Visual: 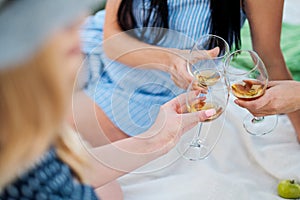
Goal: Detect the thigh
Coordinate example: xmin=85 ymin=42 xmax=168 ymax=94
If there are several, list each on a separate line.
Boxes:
xmin=68 ymin=91 xmax=129 ymax=147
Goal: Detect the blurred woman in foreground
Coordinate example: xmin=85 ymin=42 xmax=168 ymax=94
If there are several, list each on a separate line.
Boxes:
xmin=0 ymin=0 xmax=214 ymax=199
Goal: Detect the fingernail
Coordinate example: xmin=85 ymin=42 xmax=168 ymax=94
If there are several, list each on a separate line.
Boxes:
xmin=205 ymin=109 xmax=216 ymax=117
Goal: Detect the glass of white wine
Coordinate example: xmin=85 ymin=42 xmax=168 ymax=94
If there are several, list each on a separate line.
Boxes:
xmin=187 ymin=34 xmax=230 ymax=85
xmin=177 ymin=35 xmax=230 ymax=161
xmin=225 ymin=50 xmax=278 ymax=135
xmin=177 ymin=74 xmax=230 ymax=161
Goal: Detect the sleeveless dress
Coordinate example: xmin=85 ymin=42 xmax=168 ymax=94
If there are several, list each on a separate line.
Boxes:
xmin=0 ymin=148 xmax=99 ymax=200
xmin=81 ymin=0 xmax=245 ymax=136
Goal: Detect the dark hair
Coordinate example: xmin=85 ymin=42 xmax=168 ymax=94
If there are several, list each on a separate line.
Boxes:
xmin=0 ymin=0 xmax=12 ymax=10
xmin=117 ymin=0 xmax=241 ymax=50
xmin=117 ymin=0 xmax=169 ymax=44
xmin=210 ymin=0 xmax=241 ymax=50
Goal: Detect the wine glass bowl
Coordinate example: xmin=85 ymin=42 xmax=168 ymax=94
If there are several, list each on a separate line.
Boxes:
xmin=187 ymin=34 xmax=230 ymax=78
xmin=186 ymin=78 xmax=229 ymax=122
xmin=178 ymin=74 xmax=230 ymax=160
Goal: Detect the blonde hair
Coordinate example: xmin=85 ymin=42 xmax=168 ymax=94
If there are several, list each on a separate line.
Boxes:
xmin=0 ymin=43 xmax=89 ymax=190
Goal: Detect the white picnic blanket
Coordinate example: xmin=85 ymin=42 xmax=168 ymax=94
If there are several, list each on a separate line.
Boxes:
xmin=118 ymin=96 xmax=300 ymax=200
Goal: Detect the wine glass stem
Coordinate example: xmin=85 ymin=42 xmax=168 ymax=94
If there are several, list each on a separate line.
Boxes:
xmin=190 ymin=123 xmax=203 ymax=147
xmin=252 ymin=116 xmax=265 ymax=124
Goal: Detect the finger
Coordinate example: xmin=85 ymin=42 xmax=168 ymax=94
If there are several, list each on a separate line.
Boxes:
xmin=243 ymin=79 xmax=265 ymax=86
xmin=180 ymin=62 xmax=194 ymax=80
xmin=234 ymin=99 xmax=254 ymax=109
xmin=234 ymin=96 xmax=266 ymax=109
xmin=166 ymin=91 xmax=203 ymax=113
xmin=252 ymin=113 xmax=267 ymax=117
xmin=191 ymin=82 xmax=208 ymax=93
xmin=170 ymin=75 xmax=188 ymax=89
xmin=267 ymin=81 xmax=277 ymax=88
xmin=179 ymin=97 xmax=207 ymax=114
xmin=171 ymin=49 xmax=190 ymax=59
xmin=207 ymin=47 xmax=220 ymax=58
xmin=180 ymin=109 xmax=216 ymax=133
xmin=168 ymin=93 xmax=190 ymax=108
xmin=171 ymin=71 xmax=191 ymax=89
xmin=234 ymin=99 xmax=271 ymax=118
xmin=189 ymin=47 xmax=220 ymax=65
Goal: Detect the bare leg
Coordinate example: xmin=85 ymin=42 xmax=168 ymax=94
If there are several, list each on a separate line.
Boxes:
xmin=68 ymin=91 xmax=129 ymax=147
xmin=95 ymin=181 xmax=124 ymax=200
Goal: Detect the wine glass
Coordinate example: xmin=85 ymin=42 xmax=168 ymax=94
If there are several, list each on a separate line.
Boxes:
xmin=177 ymin=35 xmax=230 ymax=161
xmin=187 ymin=34 xmax=230 ymax=78
xmin=177 ymin=74 xmax=230 ymax=161
xmin=225 ymin=50 xmax=278 ymax=135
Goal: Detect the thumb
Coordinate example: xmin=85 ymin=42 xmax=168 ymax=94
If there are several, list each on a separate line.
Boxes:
xmin=207 ymin=47 xmax=220 ymax=58
xmin=234 ymin=99 xmax=248 ymax=108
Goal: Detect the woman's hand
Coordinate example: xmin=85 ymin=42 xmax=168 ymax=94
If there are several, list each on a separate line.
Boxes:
xmin=234 ymin=81 xmax=300 ymax=117
xmin=145 ymin=92 xmax=216 ymax=153
xmin=166 ymin=48 xmax=219 ymax=89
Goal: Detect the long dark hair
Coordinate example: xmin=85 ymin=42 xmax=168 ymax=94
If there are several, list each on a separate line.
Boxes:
xmin=117 ymin=0 xmax=169 ymax=44
xmin=117 ymin=0 xmax=242 ymax=50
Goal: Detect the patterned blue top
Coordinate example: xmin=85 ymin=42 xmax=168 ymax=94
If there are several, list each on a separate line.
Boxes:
xmin=0 ymin=148 xmax=98 ymax=200
xmin=81 ymin=0 xmax=243 ymax=136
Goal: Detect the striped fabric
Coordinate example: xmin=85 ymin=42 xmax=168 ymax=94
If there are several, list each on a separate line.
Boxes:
xmin=81 ymin=0 xmax=220 ymax=136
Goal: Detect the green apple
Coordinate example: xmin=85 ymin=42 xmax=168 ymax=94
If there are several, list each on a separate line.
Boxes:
xmin=278 ymin=180 xmax=300 ymax=199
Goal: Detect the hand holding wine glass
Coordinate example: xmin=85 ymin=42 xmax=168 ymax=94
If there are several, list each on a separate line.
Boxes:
xmin=176 ymin=34 xmax=230 ymax=161
xmin=234 ymin=80 xmax=300 ymax=117
xmin=177 ymin=74 xmax=230 ymax=161
xmin=187 ymin=34 xmax=230 ymax=79
xmin=167 ymin=47 xmax=221 ymax=89
xmin=225 ymin=50 xmax=278 ymax=135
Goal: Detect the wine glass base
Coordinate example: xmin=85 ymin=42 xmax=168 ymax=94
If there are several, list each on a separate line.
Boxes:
xmin=177 ymin=140 xmax=209 ymax=161
xmin=243 ymin=114 xmax=278 ymax=136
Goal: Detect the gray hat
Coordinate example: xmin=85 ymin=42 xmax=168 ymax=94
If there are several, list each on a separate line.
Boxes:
xmin=0 ymin=0 xmax=97 ymax=69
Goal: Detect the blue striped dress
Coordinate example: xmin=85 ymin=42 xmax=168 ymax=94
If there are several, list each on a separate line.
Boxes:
xmin=81 ymin=0 xmax=229 ymax=136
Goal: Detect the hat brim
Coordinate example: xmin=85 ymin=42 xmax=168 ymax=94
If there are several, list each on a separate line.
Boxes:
xmin=0 ymin=0 xmax=98 ymax=69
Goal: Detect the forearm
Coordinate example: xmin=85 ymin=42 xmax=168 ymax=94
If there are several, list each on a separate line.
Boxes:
xmin=253 ymin=46 xmax=292 ymax=80
xmin=245 ymin=0 xmax=289 ymax=80
xmin=103 ymin=32 xmax=173 ymax=71
xmin=103 ymin=0 xmax=174 ymax=72
xmin=86 ymin=131 xmax=166 ymax=188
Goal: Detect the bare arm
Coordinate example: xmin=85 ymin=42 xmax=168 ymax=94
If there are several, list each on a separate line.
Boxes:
xmin=235 ymin=81 xmax=300 ymax=116
xmin=243 ymin=0 xmax=300 ymax=139
xmin=103 ymin=0 xmax=207 ymax=89
xmin=84 ymin=93 xmax=215 ymax=187
xmin=103 ymin=0 xmax=171 ymax=71
xmin=244 ymin=0 xmax=291 ymax=80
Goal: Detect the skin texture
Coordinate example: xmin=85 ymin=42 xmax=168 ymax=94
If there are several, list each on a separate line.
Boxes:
xmin=82 ymin=93 xmax=215 ymax=200
xmin=235 ymin=81 xmax=300 ymax=140
xmin=243 ymin=0 xmax=300 ymax=139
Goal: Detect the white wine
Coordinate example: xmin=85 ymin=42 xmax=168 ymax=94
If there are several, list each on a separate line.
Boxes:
xmin=231 ymin=80 xmax=264 ymax=101
xmin=188 ymin=101 xmax=223 ymax=122
xmin=194 ymin=70 xmax=221 ymax=86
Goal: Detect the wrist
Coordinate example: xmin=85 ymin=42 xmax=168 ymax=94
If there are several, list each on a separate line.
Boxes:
xmin=142 ymin=129 xmax=171 ymax=157
xmin=159 ymin=48 xmax=178 ymax=73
